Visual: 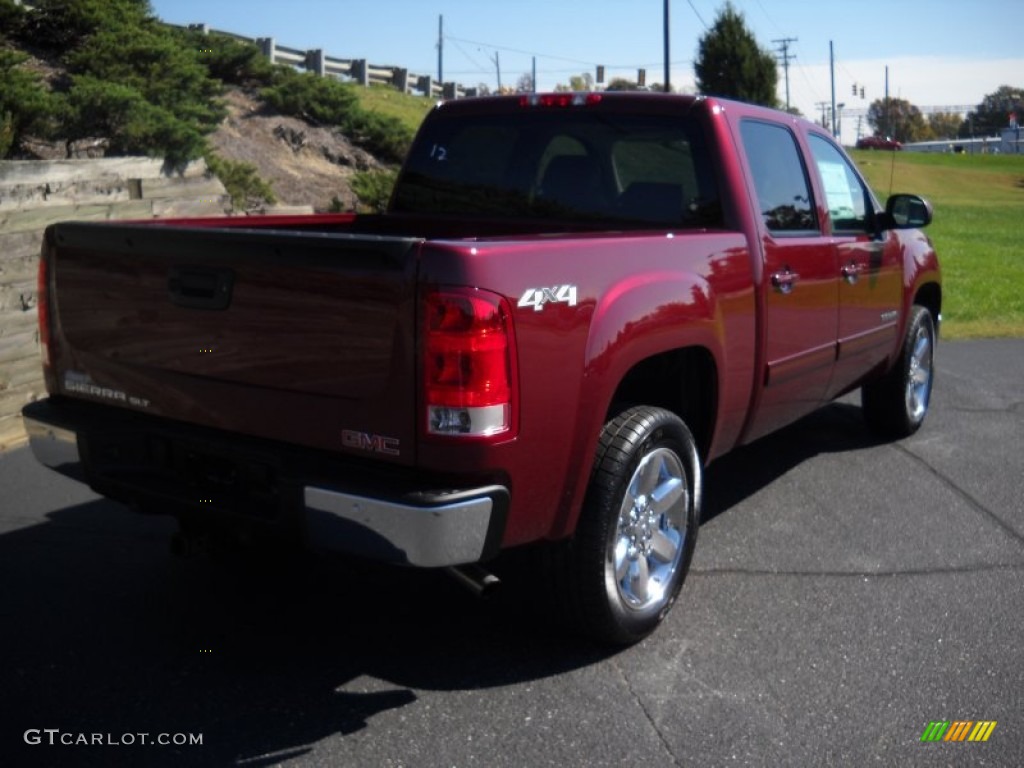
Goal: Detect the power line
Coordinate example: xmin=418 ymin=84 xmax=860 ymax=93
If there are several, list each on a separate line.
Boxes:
xmin=448 ymin=37 xmax=490 ymax=75
xmin=686 ymin=0 xmax=709 ymax=29
xmin=444 ymin=34 xmax=596 ymax=68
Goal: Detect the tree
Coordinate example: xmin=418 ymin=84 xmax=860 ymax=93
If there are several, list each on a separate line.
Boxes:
xmin=694 ymin=2 xmax=778 ymax=107
xmin=569 ymin=73 xmax=594 ymax=91
xmin=0 ymin=50 xmax=59 ymax=158
xmin=515 ymin=72 xmax=534 ymax=93
xmin=927 ymin=112 xmax=963 ymax=141
xmin=552 ymin=73 xmax=594 ymax=92
xmin=0 ymin=0 xmax=26 ymax=41
xmin=867 ymin=98 xmax=927 ymax=143
xmin=65 ymin=22 xmax=224 ymax=135
xmin=5 ymin=0 xmax=225 ymax=163
xmin=962 ymin=85 xmax=1023 ymax=137
xmin=19 ymin=0 xmax=153 ymax=52
xmin=605 ymin=78 xmax=642 ymax=92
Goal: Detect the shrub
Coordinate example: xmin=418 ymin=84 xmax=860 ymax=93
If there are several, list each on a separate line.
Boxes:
xmin=179 ymin=29 xmax=275 ymax=87
xmin=345 ymin=110 xmax=412 ymax=164
xmin=261 ymin=69 xmax=359 ymax=126
xmin=351 ymin=168 xmax=398 ymax=213
xmin=204 ymin=152 xmax=276 ymax=210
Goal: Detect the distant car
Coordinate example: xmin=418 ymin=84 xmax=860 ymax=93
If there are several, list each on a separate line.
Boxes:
xmin=857 ymin=135 xmax=902 ymax=150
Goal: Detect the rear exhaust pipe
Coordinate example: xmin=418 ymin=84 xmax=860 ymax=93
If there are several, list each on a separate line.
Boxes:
xmin=445 ymin=564 xmax=500 ymax=599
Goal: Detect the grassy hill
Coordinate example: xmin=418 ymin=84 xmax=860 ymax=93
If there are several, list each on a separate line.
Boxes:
xmin=352 ymin=85 xmax=433 ymax=135
xmin=853 ymin=150 xmax=1024 ymax=338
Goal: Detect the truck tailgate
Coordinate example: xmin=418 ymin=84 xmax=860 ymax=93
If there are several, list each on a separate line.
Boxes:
xmin=47 ymin=222 xmax=421 ymax=464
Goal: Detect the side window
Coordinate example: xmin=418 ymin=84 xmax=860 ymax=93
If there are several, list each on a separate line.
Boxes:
xmin=808 ymin=134 xmax=870 ymax=232
xmin=740 ymin=120 xmax=817 ymax=233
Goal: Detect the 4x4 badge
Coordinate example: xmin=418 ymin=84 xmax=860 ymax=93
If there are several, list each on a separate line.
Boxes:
xmin=517 ymin=285 xmax=578 ymax=312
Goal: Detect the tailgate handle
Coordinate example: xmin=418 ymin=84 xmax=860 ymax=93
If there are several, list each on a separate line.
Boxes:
xmin=168 ymin=266 xmax=234 ymax=310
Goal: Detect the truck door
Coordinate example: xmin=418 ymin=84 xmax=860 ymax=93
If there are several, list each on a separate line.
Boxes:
xmin=807 ymin=134 xmax=903 ymax=398
xmin=739 ymin=120 xmax=839 ymax=440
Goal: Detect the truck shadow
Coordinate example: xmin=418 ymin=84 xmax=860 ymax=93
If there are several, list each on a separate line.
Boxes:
xmin=702 ymin=400 xmax=877 ymax=524
xmin=1 ymin=400 xmax=877 ymax=765
xmin=0 ymin=495 xmax=606 ymax=766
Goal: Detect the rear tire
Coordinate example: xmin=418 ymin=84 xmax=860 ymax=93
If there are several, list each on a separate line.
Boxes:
xmin=862 ymin=305 xmax=936 ymax=438
xmin=558 ymin=406 xmax=701 ymax=646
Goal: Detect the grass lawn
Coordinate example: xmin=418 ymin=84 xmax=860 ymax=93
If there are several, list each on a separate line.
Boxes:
xmin=852 ymin=150 xmax=1024 ymax=338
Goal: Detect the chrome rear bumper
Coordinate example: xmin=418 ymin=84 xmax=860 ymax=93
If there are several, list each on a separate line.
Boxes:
xmin=22 ymin=399 xmax=506 ymax=568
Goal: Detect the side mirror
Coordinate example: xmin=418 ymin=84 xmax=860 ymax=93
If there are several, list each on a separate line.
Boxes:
xmin=884 ymin=194 xmax=933 ymax=229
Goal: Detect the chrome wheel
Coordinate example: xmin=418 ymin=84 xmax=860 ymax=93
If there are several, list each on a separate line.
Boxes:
xmin=905 ymin=323 xmax=933 ymax=423
xmin=862 ymin=305 xmax=936 ymax=439
xmin=610 ymin=447 xmax=688 ymax=611
xmin=558 ymin=405 xmax=700 ymax=645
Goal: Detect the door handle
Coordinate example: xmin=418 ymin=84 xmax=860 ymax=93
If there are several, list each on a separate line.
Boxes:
xmin=168 ymin=266 xmax=234 ymax=310
xmin=770 ymin=269 xmax=799 ymax=295
xmin=841 ymin=262 xmax=861 ymax=285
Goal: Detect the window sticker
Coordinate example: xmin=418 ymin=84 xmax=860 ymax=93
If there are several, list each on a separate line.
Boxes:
xmin=818 ymin=161 xmax=856 ymax=220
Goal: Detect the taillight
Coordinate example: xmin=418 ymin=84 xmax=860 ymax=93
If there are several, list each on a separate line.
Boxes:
xmin=37 ymin=247 xmax=51 ymax=369
xmin=424 ymin=288 xmax=517 ymax=438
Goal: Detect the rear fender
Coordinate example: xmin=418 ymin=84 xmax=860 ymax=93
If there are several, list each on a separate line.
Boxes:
xmin=550 ymin=271 xmax=725 ymax=539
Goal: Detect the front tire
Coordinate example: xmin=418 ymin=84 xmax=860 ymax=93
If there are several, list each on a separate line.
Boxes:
xmin=862 ymin=305 xmax=936 ymax=438
xmin=561 ymin=406 xmax=701 ymax=646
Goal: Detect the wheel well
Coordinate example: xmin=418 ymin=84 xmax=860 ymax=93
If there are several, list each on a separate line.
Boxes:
xmin=607 ymin=348 xmax=717 ymax=460
xmin=914 ymin=282 xmax=942 ymax=331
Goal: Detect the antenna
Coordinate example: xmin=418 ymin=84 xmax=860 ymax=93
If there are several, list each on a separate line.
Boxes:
xmin=664 ymin=0 xmax=671 ymax=93
xmin=888 ymin=145 xmax=897 ymax=200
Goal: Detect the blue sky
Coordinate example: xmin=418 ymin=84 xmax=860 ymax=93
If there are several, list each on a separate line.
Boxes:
xmin=150 ymin=0 xmax=1023 ymax=140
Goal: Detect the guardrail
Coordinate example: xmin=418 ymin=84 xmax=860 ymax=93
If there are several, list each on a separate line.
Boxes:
xmin=182 ymin=23 xmax=475 ymax=100
xmin=9 ymin=2 xmax=474 ymax=99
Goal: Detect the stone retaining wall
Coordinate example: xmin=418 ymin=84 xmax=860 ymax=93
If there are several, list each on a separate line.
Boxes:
xmin=0 ymin=157 xmax=230 ymax=449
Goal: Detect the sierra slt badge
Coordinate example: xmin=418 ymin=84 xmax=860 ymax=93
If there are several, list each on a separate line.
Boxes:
xmin=342 ymin=429 xmax=400 ymax=456
xmin=63 ymin=371 xmax=150 ymax=409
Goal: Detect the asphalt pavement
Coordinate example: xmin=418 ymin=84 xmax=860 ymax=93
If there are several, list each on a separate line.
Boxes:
xmin=1 ymin=339 xmax=1021 ymax=767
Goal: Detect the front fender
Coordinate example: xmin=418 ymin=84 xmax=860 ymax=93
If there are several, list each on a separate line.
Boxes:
xmin=899 ymin=228 xmax=942 ymax=334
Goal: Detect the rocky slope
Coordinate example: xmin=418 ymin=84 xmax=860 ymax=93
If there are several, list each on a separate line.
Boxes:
xmin=208 ymin=88 xmax=385 ymax=212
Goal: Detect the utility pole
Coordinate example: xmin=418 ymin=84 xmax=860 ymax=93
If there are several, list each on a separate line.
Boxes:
xmin=663 ymin=0 xmax=671 ymax=93
xmin=437 ymin=15 xmax=443 ymax=85
xmin=773 ymin=37 xmax=797 ymax=111
xmin=885 ymin=65 xmax=892 ymax=138
xmin=488 ymin=50 xmax=502 ymax=93
xmin=816 ymin=102 xmax=829 ymax=130
xmin=532 ymin=56 xmax=537 ymax=93
xmin=830 ymin=41 xmax=837 ymax=137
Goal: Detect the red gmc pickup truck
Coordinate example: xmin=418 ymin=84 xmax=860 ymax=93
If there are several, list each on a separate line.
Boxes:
xmin=23 ymin=93 xmax=940 ymax=644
